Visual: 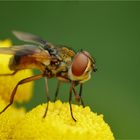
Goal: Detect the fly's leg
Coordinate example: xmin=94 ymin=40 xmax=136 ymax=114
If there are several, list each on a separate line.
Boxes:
xmin=43 ymin=77 xmax=51 ymax=118
xmin=79 ymin=83 xmax=85 ymax=107
xmin=72 ymin=83 xmax=85 ymax=108
xmin=0 ymin=71 xmax=17 ymax=76
xmin=54 ymin=81 xmax=61 ymax=102
xmin=0 ymin=74 xmax=44 ymax=114
xmin=72 ymin=87 xmax=80 ymax=103
xmin=69 ymin=82 xmax=76 ymax=122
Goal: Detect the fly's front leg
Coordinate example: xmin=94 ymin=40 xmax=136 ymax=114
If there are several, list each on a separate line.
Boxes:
xmin=72 ymin=83 xmax=85 ymax=107
xmin=72 ymin=86 xmax=81 ymax=103
xmin=79 ymin=83 xmax=85 ymax=107
xmin=69 ymin=82 xmax=76 ymax=122
xmin=0 ymin=74 xmax=44 ymax=114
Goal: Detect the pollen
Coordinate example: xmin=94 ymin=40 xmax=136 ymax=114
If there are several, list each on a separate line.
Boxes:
xmin=0 ymin=39 xmax=33 ymax=103
xmin=0 ymin=97 xmax=25 ymax=140
xmin=11 ymin=100 xmax=115 ymax=140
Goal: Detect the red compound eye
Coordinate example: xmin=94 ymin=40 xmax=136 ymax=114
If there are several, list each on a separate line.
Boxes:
xmin=71 ymin=52 xmax=88 ymax=76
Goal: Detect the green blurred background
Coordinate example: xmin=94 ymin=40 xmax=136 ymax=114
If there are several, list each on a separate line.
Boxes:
xmin=0 ymin=1 xmax=140 ymax=139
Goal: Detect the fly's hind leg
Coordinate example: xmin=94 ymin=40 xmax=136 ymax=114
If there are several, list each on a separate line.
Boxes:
xmin=69 ymin=82 xmax=76 ymax=122
xmin=0 ymin=71 xmax=17 ymax=76
xmin=79 ymin=84 xmax=85 ymax=107
xmin=0 ymin=74 xmax=44 ymax=115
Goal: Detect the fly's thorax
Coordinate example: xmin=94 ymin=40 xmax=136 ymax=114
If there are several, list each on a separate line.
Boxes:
xmin=37 ymin=50 xmax=51 ymax=66
xmin=68 ymin=51 xmax=94 ymax=83
xmin=45 ymin=46 xmax=75 ymax=77
xmin=57 ymin=47 xmax=75 ymax=62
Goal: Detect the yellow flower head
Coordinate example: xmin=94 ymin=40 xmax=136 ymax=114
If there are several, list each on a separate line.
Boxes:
xmin=0 ymin=97 xmax=25 ymax=140
xmin=11 ymin=100 xmax=115 ymax=140
xmin=0 ymin=40 xmax=115 ymax=140
xmin=0 ymin=39 xmax=33 ymax=103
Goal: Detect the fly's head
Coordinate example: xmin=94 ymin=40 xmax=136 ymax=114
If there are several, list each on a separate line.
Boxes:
xmin=68 ymin=51 xmax=97 ymax=83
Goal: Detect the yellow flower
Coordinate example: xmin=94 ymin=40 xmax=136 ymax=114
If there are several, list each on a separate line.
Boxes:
xmin=0 ymin=97 xmax=25 ymax=140
xmin=0 ymin=40 xmax=115 ymax=140
xmin=11 ymin=100 xmax=115 ymax=140
xmin=0 ymin=39 xmax=33 ymax=102
xmin=0 ymin=39 xmax=12 ymax=47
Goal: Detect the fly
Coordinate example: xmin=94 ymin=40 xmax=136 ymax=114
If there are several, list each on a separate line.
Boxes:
xmin=0 ymin=31 xmax=97 ymax=121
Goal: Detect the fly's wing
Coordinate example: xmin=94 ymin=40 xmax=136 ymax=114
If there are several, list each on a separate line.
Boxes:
xmin=0 ymin=45 xmax=42 ymax=55
xmin=0 ymin=45 xmax=51 ymax=64
xmin=12 ymin=30 xmax=48 ymax=46
xmin=0 ymin=45 xmax=52 ymax=71
xmin=12 ymin=31 xmax=65 ymax=54
xmin=0 ymin=44 xmax=52 ymax=72
xmin=0 ymin=47 xmax=16 ymax=55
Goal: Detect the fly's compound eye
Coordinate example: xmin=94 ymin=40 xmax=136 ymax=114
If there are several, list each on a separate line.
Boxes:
xmin=71 ymin=52 xmax=88 ymax=76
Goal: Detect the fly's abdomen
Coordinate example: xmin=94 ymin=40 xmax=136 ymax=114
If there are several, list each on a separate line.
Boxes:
xmin=8 ymin=55 xmax=20 ymax=70
xmin=9 ymin=49 xmax=51 ymax=72
xmin=9 ymin=54 xmax=41 ymax=71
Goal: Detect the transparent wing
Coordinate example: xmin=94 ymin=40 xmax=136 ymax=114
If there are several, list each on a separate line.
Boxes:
xmin=0 ymin=47 xmax=15 ymax=55
xmin=0 ymin=44 xmax=51 ymax=65
xmin=12 ymin=30 xmax=48 ymax=46
xmin=0 ymin=45 xmax=43 ymax=55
